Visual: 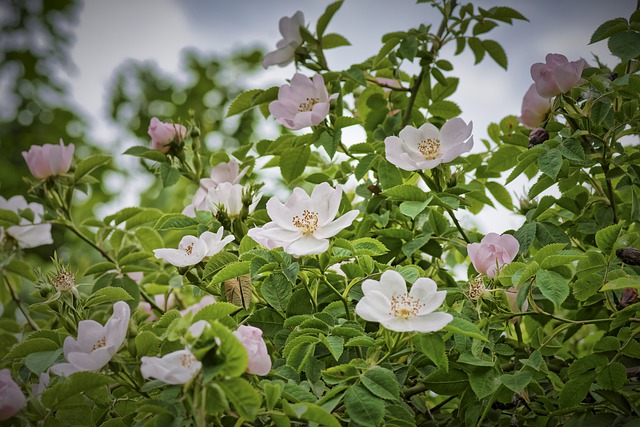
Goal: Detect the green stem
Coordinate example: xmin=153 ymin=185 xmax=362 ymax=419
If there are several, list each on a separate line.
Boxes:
xmin=2 ymin=271 xmax=40 ymax=331
xmin=320 ymin=275 xmax=352 ymax=320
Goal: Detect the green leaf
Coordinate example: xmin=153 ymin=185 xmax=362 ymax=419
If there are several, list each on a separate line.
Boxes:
xmin=135 ymin=227 xmax=164 ymax=252
xmin=535 ymin=269 xmax=569 ymax=306
xmin=355 ymin=153 xmax=377 ymax=180
xmin=536 ymin=222 xmax=570 ymax=246
xmin=321 ymin=335 xmax=344 ymax=361
xmin=608 ymin=30 xmax=640 ymax=61
xmin=597 ymin=363 xmax=627 ymax=390
xmin=375 ymin=38 xmax=400 ymax=66
xmin=154 ymin=213 xmax=199 ymax=230
xmin=399 ymin=199 xmax=431 ymax=219
xmin=3 ymin=258 xmax=37 ymax=281
xmin=226 ymin=89 xmax=264 ymax=117
xmin=207 ymin=322 xmax=248 ymax=378
xmin=595 ymin=222 xmax=623 ymax=255
xmin=558 ymin=139 xmax=585 ymax=162
xmin=382 ymin=184 xmax=429 ymax=201
xmin=85 ymin=287 xmax=134 ymax=307
xmin=591 ymin=98 xmax=612 ymax=126
xmin=444 ymin=317 xmax=488 ymax=342
xmin=423 ymin=368 xmax=468 ymax=395
xmin=486 ymin=182 xmax=513 ymax=210
xmin=249 ymin=308 xmax=284 ymax=337
xmin=499 ymin=371 xmax=532 ymax=393
xmin=352 ymin=238 xmax=388 ymax=256
xmin=514 ymin=222 xmax=537 ymax=254
xmin=378 ymin=159 xmax=403 ymax=190
xmin=0 ymin=209 xmax=20 ymax=225
xmin=413 ymin=334 xmax=448 ymax=371
xmin=135 ymin=331 xmax=161 ymax=357
xmin=344 ymin=384 xmax=385 ymax=427
xmin=533 ymin=243 xmax=569 ymax=263
xmin=287 ymin=403 xmax=341 ymax=427
xmin=322 ymin=33 xmax=350 ymax=49
xmin=317 ymin=0 xmax=343 ymax=37
xmin=601 ymin=275 xmax=640 ymax=291
xmin=467 ymin=37 xmax=485 ymax=64
xmin=399 ymin=35 xmax=417 ymax=61
xmin=5 ymin=338 xmax=59 ymax=359
xmin=220 ymin=378 xmax=260 ymax=421
xmin=559 ymin=373 xmax=596 ymax=408
xmin=193 ymin=302 xmax=240 ymax=322
xmin=481 ymin=39 xmax=507 ymax=69
xmin=538 ymin=148 xmax=562 ymax=179
xmin=590 ymin=18 xmax=629 ymax=44
xmin=473 ymin=20 xmax=498 ymax=36
xmin=573 ymin=273 xmax=604 ymax=301
xmin=159 ymin=162 xmax=181 ymax=188
xmin=122 ymin=146 xmax=166 ymax=163
xmin=540 ymin=250 xmax=585 ymax=269
xmin=41 ymin=372 xmax=115 ymax=409
xmin=428 ymin=100 xmax=462 ymax=119
xmin=469 ymin=368 xmax=501 ymax=399
xmin=203 ymin=251 xmax=238 ymax=278
xmin=401 ymin=235 xmax=430 ymax=258
xmin=280 ymin=144 xmax=310 ymax=183
xmin=361 ymin=367 xmax=400 ymax=400
xmin=74 ymin=154 xmax=111 ymax=181
xmin=25 ymin=349 xmax=63 ymax=375
xmin=261 ymin=272 xmax=292 ymax=312
xmin=209 ymin=261 xmax=251 ymax=285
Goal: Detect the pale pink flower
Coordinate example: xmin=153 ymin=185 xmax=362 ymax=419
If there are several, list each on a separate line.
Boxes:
xmin=233 ymin=325 xmax=271 ymax=376
xmin=247 ymin=183 xmax=359 ymax=257
xmin=31 ymin=372 xmax=50 ymax=399
xmin=180 ymin=295 xmax=216 ymax=317
xmin=0 ymin=196 xmax=52 ymax=248
xmin=518 ymin=84 xmax=552 ymax=128
xmin=141 ymin=348 xmax=201 ymax=384
xmin=385 ymin=118 xmax=474 ymax=171
xmin=355 ymin=270 xmax=453 ymax=333
xmin=22 ymin=139 xmax=74 ymax=179
xmin=148 ymin=117 xmax=187 ymax=154
xmin=0 ymin=369 xmax=25 ymax=421
xmin=269 ymin=73 xmax=338 ymax=130
xmin=50 ymin=301 xmax=130 ymax=377
xmin=153 ymin=228 xmax=234 ymax=268
xmin=182 ymin=159 xmax=248 ymax=216
xmin=262 ymin=11 xmax=305 ymax=68
xmin=190 ymin=182 xmax=261 ymax=218
xmin=530 ymin=54 xmax=588 ymax=98
xmin=467 ymin=233 xmax=520 ymax=279
xmin=137 ymin=293 xmax=176 ymax=322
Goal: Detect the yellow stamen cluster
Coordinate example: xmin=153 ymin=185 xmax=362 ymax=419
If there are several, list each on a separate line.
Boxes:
xmin=417 ymin=138 xmax=441 ymax=160
xmin=185 ymin=244 xmax=194 ymax=255
xmin=468 ymin=276 xmax=486 ymax=300
xmin=298 ymin=97 xmax=320 ymax=112
xmin=292 ymin=210 xmax=319 ymax=234
xmin=390 ymin=293 xmax=423 ymax=319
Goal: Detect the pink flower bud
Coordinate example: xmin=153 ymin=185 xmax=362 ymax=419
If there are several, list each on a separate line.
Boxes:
xmin=148 ymin=117 xmax=187 ymax=154
xmin=0 ymin=369 xmax=25 ymax=421
xmin=467 ymin=233 xmax=520 ymax=279
xmin=518 ymin=84 xmax=552 ymax=129
xmin=528 ymin=128 xmax=549 ymax=148
xmin=22 ymin=139 xmax=75 ymax=179
xmin=233 ymin=325 xmax=271 ymax=376
xmin=530 ymin=54 xmax=588 ymax=98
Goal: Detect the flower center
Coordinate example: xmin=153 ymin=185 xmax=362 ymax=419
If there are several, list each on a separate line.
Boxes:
xmin=468 ymin=276 xmax=486 ymax=300
xmin=181 ymin=353 xmax=196 ymax=368
xmin=185 ymin=244 xmax=193 ymax=255
xmin=417 ymin=138 xmax=440 ymax=160
xmin=92 ymin=337 xmax=107 ymax=351
xmin=52 ymin=269 xmax=75 ymax=292
xmin=292 ymin=210 xmax=319 ymax=234
xmin=390 ymin=293 xmax=424 ymax=319
xmin=298 ymin=97 xmax=320 ymax=112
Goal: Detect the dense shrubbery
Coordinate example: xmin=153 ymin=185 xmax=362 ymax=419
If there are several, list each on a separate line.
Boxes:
xmin=1 ymin=1 xmax=640 ymax=426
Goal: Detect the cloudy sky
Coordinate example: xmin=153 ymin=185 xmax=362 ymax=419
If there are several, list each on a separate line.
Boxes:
xmin=68 ymin=0 xmax=635 ymax=231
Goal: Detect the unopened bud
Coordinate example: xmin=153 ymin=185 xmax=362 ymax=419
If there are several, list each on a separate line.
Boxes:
xmin=616 ymin=247 xmax=640 ymax=266
xmin=528 ymin=128 xmax=549 ymax=149
xmin=619 ymin=288 xmax=638 ymax=308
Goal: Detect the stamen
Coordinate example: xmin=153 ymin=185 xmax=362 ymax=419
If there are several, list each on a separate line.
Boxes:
xmin=185 ymin=244 xmax=193 ymax=255
xmin=298 ymin=97 xmax=320 ymax=112
xmin=181 ymin=353 xmax=196 ymax=368
xmin=468 ymin=276 xmax=486 ymax=300
xmin=92 ymin=337 xmax=107 ymax=351
xmin=417 ymin=138 xmax=440 ymax=160
xmin=389 ymin=293 xmax=424 ymax=319
xmin=292 ymin=210 xmax=319 ymax=234
xmin=52 ymin=269 xmax=75 ymax=291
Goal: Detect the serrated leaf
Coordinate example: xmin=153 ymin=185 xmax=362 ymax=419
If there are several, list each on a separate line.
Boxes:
xmin=538 ymin=148 xmax=563 ymax=179
xmin=413 ymin=334 xmax=448 ymax=371
xmin=608 ymin=30 xmax=640 ymax=61
xmin=5 ymin=338 xmax=59 ymax=360
xmin=378 ymin=159 xmax=403 ymax=190
xmin=514 ymin=222 xmax=536 ymax=254
xmin=226 ymin=89 xmax=264 ymax=118
xmin=590 ymin=18 xmax=629 ymax=44
xmin=601 ymin=275 xmax=640 ymax=291
xmin=344 ymin=385 xmax=385 ymax=427
xmin=159 ymin=162 xmax=181 ymax=188
xmin=288 ymin=402 xmax=341 ymax=427
xmin=122 ymin=146 xmax=166 ymax=163
xmin=280 ymin=144 xmax=310 ymax=183
xmin=321 ymin=32 xmax=350 ymax=49
xmin=85 ymin=287 xmax=134 ymax=307
xmin=595 ymin=222 xmax=623 ymax=255
xmin=25 ymin=349 xmax=63 ymax=375
xmin=468 ymin=37 xmax=485 ymax=64
xmin=382 ymin=184 xmax=429 ymax=201
xmin=597 ymin=363 xmax=627 ymax=390
xmin=361 ymin=367 xmax=400 ymax=400
xmin=41 ymin=372 xmax=115 ymax=409
xmin=428 ymin=100 xmax=461 ymax=119
xmin=261 ymin=272 xmax=292 ymax=312
xmin=352 ymin=238 xmax=388 ymax=256
xmin=444 ymin=317 xmax=487 ymax=342
xmin=74 ymin=154 xmax=111 ymax=181
xmin=535 ymin=269 xmax=569 ymax=306
xmin=321 ymin=335 xmax=344 ymax=361
xmin=399 ymin=199 xmax=431 ymax=219
xmin=317 ymin=0 xmax=343 ymax=37
xmin=210 ymin=262 xmax=251 ymax=285
xmin=154 ymin=214 xmax=198 ymax=230
xmin=193 ymin=301 xmax=241 ymax=322
xmin=469 ymin=368 xmax=501 ymax=399
xmin=423 ymin=368 xmax=468 ymax=395
xmin=486 ymin=182 xmax=513 ymax=210
xmin=84 ymin=262 xmax=117 ymax=276
xmin=499 ymin=371 xmax=532 ymax=393
xmin=481 ymin=39 xmax=507 ymax=69
xmin=220 ymin=378 xmax=260 ymax=421
xmin=399 ymin=35 xmax=417 ymax=61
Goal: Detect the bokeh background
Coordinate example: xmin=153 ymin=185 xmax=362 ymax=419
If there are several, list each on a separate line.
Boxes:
xmin=1 ymin=0 xmax=636 ymax=241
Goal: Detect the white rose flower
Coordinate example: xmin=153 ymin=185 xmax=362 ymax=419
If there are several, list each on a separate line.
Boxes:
xmin=0 ymin=196 xmax=52 ymax=249
xmin=153 ymin=228 xmax=234 ymax=268
xmin=141 ymin=348 xmax=202 ymax=385
xmin=262 ymin=11 xmax=305 ymax=68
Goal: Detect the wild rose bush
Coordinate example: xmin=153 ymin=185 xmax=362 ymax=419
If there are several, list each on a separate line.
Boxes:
xmin=1 ymin=1 xmax=640 ymax=426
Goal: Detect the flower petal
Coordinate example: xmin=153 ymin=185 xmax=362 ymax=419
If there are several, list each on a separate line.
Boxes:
xmin=283 ymin=235 xmax=328 ymax=256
